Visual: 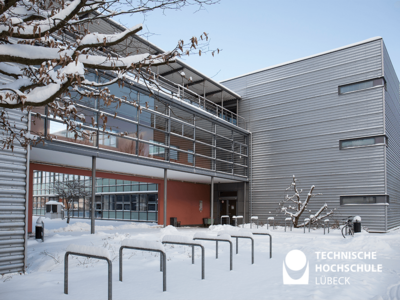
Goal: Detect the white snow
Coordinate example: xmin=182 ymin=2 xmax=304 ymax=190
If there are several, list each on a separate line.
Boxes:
xmin=162 ymin=235 xmax=202 ymax=246
xmin=79 ymin=24 xmax=142 ymax=47
xmin=1 ymin=216 xmax=400 ymax=300
xmin=193 ymin=232 xmax=232 ymax=241
xmin=121 ymin=239 xmax=164 ymax=252
xmin=46 ymin=201 xmax=63 ymax=206
xmin=353 ymin=216 xmax=362 ymax=223
xmin=66 ymin=244 xmax=110 ymax=260
xmin=217 ymin=230 xmax=253 ymax=238
xmin=251 ymin=216 xmax=258 ymax=220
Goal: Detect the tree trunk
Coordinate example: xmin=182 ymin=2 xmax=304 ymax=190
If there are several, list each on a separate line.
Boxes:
xmin=67 ymin=209 xmax=70 ymax=224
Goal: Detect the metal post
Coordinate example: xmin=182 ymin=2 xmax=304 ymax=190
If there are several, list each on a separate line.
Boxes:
xmin=162 ymin=253 xmax=167 ymax=291
xmin=119 ymin=248 xmax=123 ymax=281
xmin=251 ymin=238 xmax=254 ymax=264
xmin=210 ymin=176 xmax=214 ymax=225
xmin=107 ymin=260 xmax=112 ymax=300
xmin=192 ymin=245 xmax=194 ymax=264
xmin=160 ymin=252 xmax=163 ymax=272
xmin=64 ymin=253 xmax=68 ymax=294
xmin=216 ymin=241 xmax=218 ymax=259
xmin=229 ymin=242 xmax=233 ymax=270
xmin=91 ymin=156 xmax=96 ymax=234
xmin=236 ymin=237 xmax=238 ymax=254
xmin=201 ymin=245 xmax=205 ymax=280
xmin=244 ymin=182 xmax=246 ymax=226
xmin=164 ymin=169 xmax=167 ymax=227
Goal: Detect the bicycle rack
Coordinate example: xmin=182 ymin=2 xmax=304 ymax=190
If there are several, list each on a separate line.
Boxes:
xmin=221 ymin=215 xmax=230 ymax=225
xmin=193 ymin=232 xmax=233 ymax=270
xmin=324 ymin=219 xmax=330 ymax=234
xmin=119 ymin=240 xmax=167 ymax=291
xmin=285 ymin=218 xmax=292 ymax=232
xmin=64 ymin=245 xmax=112 ymax=300
xmin=250 ymin=216 xmax=259 ymax=229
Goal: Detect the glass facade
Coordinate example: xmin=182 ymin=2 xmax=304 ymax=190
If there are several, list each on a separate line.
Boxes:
xmin=30 ymin=72 xmax=249 ymax=178
xmin=32 ymin=170 xmax=158 ymax=222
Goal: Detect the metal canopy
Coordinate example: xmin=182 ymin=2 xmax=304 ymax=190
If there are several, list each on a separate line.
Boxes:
xmin=94 ymin=16 xmax=241 ymax=104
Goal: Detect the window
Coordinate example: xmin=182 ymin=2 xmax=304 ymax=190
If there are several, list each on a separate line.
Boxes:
xmin=340 ymin=136 xmax=386 ymax=149
xmin=188 ymin=150 xmax=194 ymax=164
xmin=149 ymin=140 xmax=165 ymax=156
xmin=340 ymin=195 xmax=389 ymax=205
xmin=170 ymin=145 xmax=179 ymax=160
xmin=339 ymin=78 xmax=385 ymax=94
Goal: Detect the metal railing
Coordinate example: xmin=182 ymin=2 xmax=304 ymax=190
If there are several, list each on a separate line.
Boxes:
xmin=154 ymin=76 xmax=247 ymax=130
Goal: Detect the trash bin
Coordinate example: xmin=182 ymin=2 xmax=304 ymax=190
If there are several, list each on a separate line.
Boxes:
xmin=170 ymin=217 xmax=178 ymax=227
xmin=353 ymin=216 xmax=361 ymax=233
xmin=35 ymin=217 xmax=44 ymax=241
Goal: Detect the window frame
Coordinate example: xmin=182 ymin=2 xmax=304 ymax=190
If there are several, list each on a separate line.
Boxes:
xmin=340 ymin=195 xmax=389 ymax=205
xmin=338 ymin=77 xmax=386 ymax=95
xmin=339 ymin=135 xmax=387 ymax=150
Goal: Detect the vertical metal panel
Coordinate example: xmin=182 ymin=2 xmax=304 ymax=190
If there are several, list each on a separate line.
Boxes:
xmin=223 ymin=39 xmax=388 ymax=231
xmin=0 ymin=109 xmax=28 ymax=274
xmin=383 ymin=42 xmax=400 ymax=230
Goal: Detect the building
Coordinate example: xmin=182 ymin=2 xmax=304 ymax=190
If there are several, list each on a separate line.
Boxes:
xmin=222 ymin=37 xmax=400 ymax=233
xmin=1 ymin=17 xmax=399 ymax=276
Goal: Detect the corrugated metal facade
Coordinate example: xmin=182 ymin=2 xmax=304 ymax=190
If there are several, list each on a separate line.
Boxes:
xmin=0 ymin=109 xmax=29 ymax=274
xmin=223 ymin=38 xmax=394 ymax=231
xmin=383 ymin=42 xmax=400 ymax=231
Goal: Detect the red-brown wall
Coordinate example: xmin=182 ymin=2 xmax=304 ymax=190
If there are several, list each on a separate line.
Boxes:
xmin=28 ymin=163 xmax=210 ymax=233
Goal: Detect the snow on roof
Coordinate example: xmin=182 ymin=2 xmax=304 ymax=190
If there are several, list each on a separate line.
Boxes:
xmin=66 ymin=244 xmax=110 ymax=259
xmin=221 ymin=37 xmax=383 ymax=83
xmin=121 ymin=239 xmax=164 ymax=252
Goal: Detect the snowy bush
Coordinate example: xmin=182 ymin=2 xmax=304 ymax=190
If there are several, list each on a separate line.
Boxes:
xmin=279 ymin=175 xmax=334 ymax=228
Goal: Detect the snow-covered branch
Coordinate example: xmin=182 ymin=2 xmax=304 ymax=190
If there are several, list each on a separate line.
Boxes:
xmin=279 ymin=175 xmax=334 ymax=228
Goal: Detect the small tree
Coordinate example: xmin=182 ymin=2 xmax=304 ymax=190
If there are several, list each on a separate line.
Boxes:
xmin=279 ymin=175 xmax=334 ymax=228
xmin=53 ymin=179 xmax=91 ymax=223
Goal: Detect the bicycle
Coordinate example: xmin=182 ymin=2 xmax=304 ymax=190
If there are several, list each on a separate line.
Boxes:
xmin=341 ymin=216 xmax=354 ymax=238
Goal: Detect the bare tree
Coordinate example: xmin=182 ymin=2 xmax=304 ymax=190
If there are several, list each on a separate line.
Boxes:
xmin=53 ymin=179 xmax=91 ymax=223
xmin=279 ymin=175 xmax=334 ymax=228
xmin=0 ymin=0 xmax=220 ymax=150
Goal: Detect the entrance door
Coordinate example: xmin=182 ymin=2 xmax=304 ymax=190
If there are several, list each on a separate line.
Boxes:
xmin=219 ymin=197 xmax=237 ymax=225
xmin=228 ymin=201 xmax=237 ymax=225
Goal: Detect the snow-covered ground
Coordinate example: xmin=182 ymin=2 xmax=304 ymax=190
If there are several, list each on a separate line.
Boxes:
xmin=1 ymin=217 xmax=400 ymax=300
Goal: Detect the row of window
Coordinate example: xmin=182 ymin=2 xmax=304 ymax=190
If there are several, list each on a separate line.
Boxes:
xmin=33 ymin=193 xmax=158 ymax=221
xmin=339 ymin=78 xmax=385 ymax=94
xmin=33 ymin=171 xmax=158 ymax=195
xmin=340 ymin=195 xmax=389 ymax=205
xmin=339 ymin=135 xmax=386 ymax=150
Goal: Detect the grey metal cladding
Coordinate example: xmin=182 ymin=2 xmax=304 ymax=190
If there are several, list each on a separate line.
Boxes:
xmin=224 ymin=38 xmax=389 ymax=231
xmin=0 ymin=109 xmax=28 ymax=274
xmin=383 ymin=42 xmax=400 ymax=231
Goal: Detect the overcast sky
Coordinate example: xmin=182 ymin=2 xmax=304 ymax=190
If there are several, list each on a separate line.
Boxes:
xmin=117 ymin=0 xmax=400 ymax=82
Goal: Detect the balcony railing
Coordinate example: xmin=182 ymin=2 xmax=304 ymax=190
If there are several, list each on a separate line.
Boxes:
xmin=152 ymin=75 xmax=247 ymax=130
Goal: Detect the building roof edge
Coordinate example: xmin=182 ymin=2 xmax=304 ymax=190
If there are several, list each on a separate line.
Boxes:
xmin=221 ymin=36 xmax=383 ymax=83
